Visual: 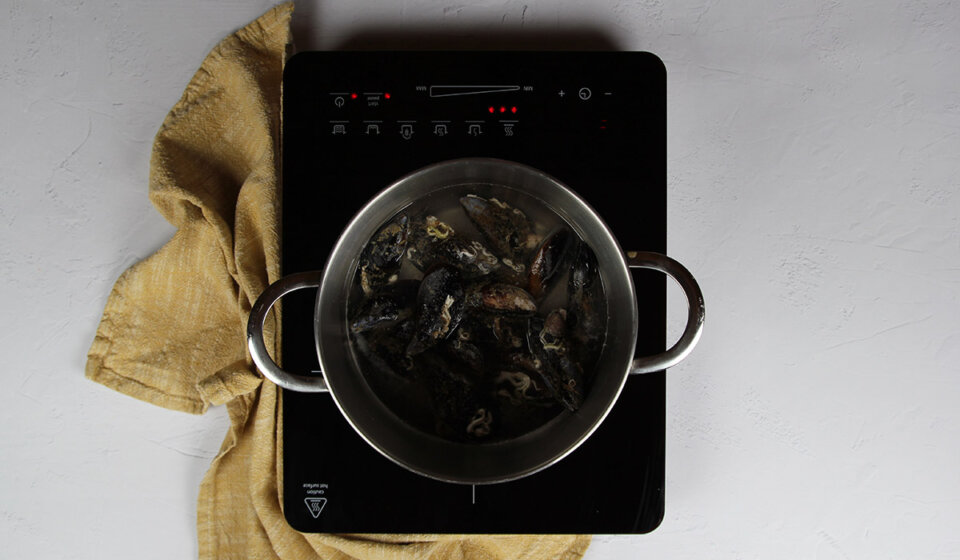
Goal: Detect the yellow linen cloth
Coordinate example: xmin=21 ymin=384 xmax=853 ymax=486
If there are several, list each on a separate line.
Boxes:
xmin=85 ymin=3 xmax=592 ymax=559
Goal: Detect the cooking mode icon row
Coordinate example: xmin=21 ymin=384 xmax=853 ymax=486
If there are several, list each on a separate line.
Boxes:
xmin=329 ymin=121 xmax=517 ymax=138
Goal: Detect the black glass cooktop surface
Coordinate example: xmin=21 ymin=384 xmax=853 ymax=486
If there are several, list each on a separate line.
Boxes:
xmin=280 ymin=51 xmax=666 ymax=533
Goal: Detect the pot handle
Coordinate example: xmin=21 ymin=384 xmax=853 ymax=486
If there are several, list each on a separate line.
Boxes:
xmin=247 ymin=271 xmax=329 ymax=393
xmin=626 ymin=251 xmax=705 ymax=374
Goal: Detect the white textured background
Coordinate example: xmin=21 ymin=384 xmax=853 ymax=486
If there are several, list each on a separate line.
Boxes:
xmin=2 ymin=0 xmax=959 ymax=558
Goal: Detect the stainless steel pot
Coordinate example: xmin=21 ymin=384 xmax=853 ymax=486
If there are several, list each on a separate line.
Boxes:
xmin=247 ymin=158 xmax=704 ymax=484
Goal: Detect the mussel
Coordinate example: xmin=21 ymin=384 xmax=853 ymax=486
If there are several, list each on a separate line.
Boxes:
xmin=493 ymin=353 xmax=554 ymax=405
xmin=414 ymin=353 xmax=495 ymax=440
xmin=352 ymin=318 xmax=417 ymax=382
xmin=406 ymin=215 xmax=500 ymax=278
xmin=528 ymin=228 xmax=574 ymax=298
xmin=491 ymin=353 xmax=562 ymax=437
xmin=349 ymin=280 xmax=418 ymax=333
xmin=467 ymin=282 xmax=537 ymax=315
xmin=406 ymin=266 xmax=465 ymax=356
xmin=455 ymin=312 xmax=529 ymax=354
xmin=443 ymin=337 xmax=485 ymax=373
xmin=567 ymin=242 xmax=605 ymax=369
xmin=526 ymin=309 xmax=585 ymax=411
xmin=358 ymin=214 xmax=409 ymax=296
xmin=460 ymin=195 xmax=538 ymax=260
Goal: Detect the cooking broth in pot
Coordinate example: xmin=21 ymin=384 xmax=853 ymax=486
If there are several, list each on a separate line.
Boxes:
xmin=346 ymin=184 xmax=608 ymax=442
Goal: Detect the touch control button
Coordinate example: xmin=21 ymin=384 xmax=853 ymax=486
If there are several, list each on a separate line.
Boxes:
xmin=578 ymin=87 xmax=592 ymax=100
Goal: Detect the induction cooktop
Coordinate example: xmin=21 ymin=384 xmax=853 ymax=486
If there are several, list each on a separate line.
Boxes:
xmin=280 ymin=51 xmax=666 ymax=533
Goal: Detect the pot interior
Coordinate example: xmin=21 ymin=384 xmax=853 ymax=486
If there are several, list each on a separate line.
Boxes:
xmin=315 ymin=158 xmax=639 ymax=484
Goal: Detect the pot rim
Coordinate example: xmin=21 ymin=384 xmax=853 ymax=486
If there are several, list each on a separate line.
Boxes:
xmin=314 ymin=157 xmax=640 ymax=484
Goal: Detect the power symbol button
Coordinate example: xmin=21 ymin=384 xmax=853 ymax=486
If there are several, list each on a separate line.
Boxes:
xmin=578 ymin=87 xmax=592 ymax=100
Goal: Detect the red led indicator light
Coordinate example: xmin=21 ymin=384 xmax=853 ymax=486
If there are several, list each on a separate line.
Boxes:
xmin=384 ymin=93 xmax=391 ymax=99
xmin=488 ymin=106 xmax=495 ymax=113
xmin=351 ymin=93 xmax=358 ymax=99
xmin=500 ymin=106 xmax=506 ymax=113
xmin=511 ymin=106 xmax=517 ymax=113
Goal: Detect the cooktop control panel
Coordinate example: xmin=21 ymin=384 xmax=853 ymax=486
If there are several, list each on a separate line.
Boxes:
xmin=284 ymin=51 xmax=659 ymax=149
xmin=317 ymin=81 xmax=620 ymax=141
xmin=281 ymin=51 xmax=666 ymax=534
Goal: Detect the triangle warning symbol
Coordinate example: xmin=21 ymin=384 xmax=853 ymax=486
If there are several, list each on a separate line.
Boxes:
xmin=304 ymin=497 xmax=327 ymax=518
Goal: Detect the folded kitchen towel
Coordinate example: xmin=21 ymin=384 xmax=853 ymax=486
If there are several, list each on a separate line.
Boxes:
xmin=85 ymin=3 xmax=592 ymax=559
